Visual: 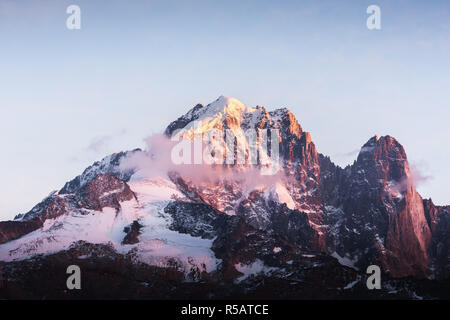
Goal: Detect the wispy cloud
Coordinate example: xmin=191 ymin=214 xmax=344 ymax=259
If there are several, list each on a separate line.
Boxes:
xmin=410 ymin=163 xmax=433 ymax=187
xmin=87 ymin=135 xmax=112 ymax=153
xmin=86 ymin=129 xmax=127 ymax=153
xmin=332 ymin=148 xmax=360 ymax=158
xmin=120 ymin=134 xmax=285 ymax=190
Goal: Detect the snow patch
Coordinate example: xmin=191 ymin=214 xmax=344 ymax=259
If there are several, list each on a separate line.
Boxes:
xmin=265 ymin=183 xmax=296 ymax=210
xmin=234 ymin=259 xmax=278 ymax=281
xmin=0 ymin=177 xmax=219 ymax=275
xmin=331 ymin=252 xmax=358 ymax=270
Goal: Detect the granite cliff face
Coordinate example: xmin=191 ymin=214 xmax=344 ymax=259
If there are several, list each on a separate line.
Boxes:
xmin=321 ymin=136 xmax=432 ymax=278
xmin=424 ymin=200 xmax=450 ymax=279
xmin=0 ymin=96 xmax=448 ymax=299
xmin=166 ymin=97 xmax=324 ymax=250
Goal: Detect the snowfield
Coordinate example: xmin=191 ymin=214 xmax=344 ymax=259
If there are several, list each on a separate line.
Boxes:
xmin=0 ymin=176 xmax=220 ymax=274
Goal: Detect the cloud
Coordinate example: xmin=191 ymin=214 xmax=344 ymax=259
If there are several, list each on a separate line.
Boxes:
xmin=87 ymin=135 xmax=112 ymax=153
xmin=333 ymin=148 xmax=360 ymax=158
xmin=119 ymin=133 xmax=286 ymax=190
xmin=410 ymin=163 xmax=433 ymax=187
xmin=86 ymin=129 xmax=128 ymax=153
xmin=386 ymin=162 xmax=433 ymax=198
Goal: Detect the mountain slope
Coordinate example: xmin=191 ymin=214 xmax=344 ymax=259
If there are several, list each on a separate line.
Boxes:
xmin=0 ymin=96 xmax=448 ymax=299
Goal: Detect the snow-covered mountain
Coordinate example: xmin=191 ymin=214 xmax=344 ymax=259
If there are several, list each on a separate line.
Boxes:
xmin=0 ymin=96 xmax=449 ymax=299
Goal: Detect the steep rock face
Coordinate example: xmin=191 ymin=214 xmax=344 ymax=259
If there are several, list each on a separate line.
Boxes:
xmin=164 ymin=104 xmax=204 ymax=136
xmin=235 ymin=190 xmax=314 ymax=247
xmin=165 ymin=97 xmax=320 ymax=192
xmin=318 ymin=154 xmax=346 ymax=207
xmin=164 ymin=199 xmax=314 ymax=280
xmin=59 ymin=150 xmax=140 ymax=194
xmin=423 ymin=199 xmax=441 ymax=233
xmin=77 ymin=173 xmax=136 ymax=211
xmin=0 ymin=220 xmax=42 ymax=245
xmin=326 ymin=136 xmax=431 ymax=277
xmin=424 ymin=200 xmax=450 ymax=279
xmin=0 ymin=196 xmax=69 ymax=244
xmin=165 ymin=96 xmax=324 ymax=249
xmin=165 ymin=201 xmax=227 ymax=240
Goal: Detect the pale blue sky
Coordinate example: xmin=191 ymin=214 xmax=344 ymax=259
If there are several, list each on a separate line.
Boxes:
xmin=0 ymin=0 xmax=449 ymax=219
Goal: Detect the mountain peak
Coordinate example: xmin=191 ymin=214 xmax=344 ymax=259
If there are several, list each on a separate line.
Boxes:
xmin=359 ymin=135 xmax=404 ymax=155
xmin=356 ymin=134 xmax=409 ymax=183
xmin=364 ymin=135 xmax=379 ymax=146
xmin=165 ymin=96 xmax=306 ymax=141
xmin=212 ymin=95 xmax=242 ymax=106
xmin=165 ymin=96 xmax=253 ymax=136
xmin=201 ymin=95 xmax=249 ymax=119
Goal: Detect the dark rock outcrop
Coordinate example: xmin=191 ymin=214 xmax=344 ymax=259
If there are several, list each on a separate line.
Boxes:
xmin=122 ymin=220 xmax=143 ymax=245
xmin=424 ymin=200 xmax=450 ymax=279
xmin=0 ymin=196 xmax=69 ymax=244
xmin=59 ymin=150 xmax=140 ymax=195
xmin=77 ymin=173 xmax=136 ymax=212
